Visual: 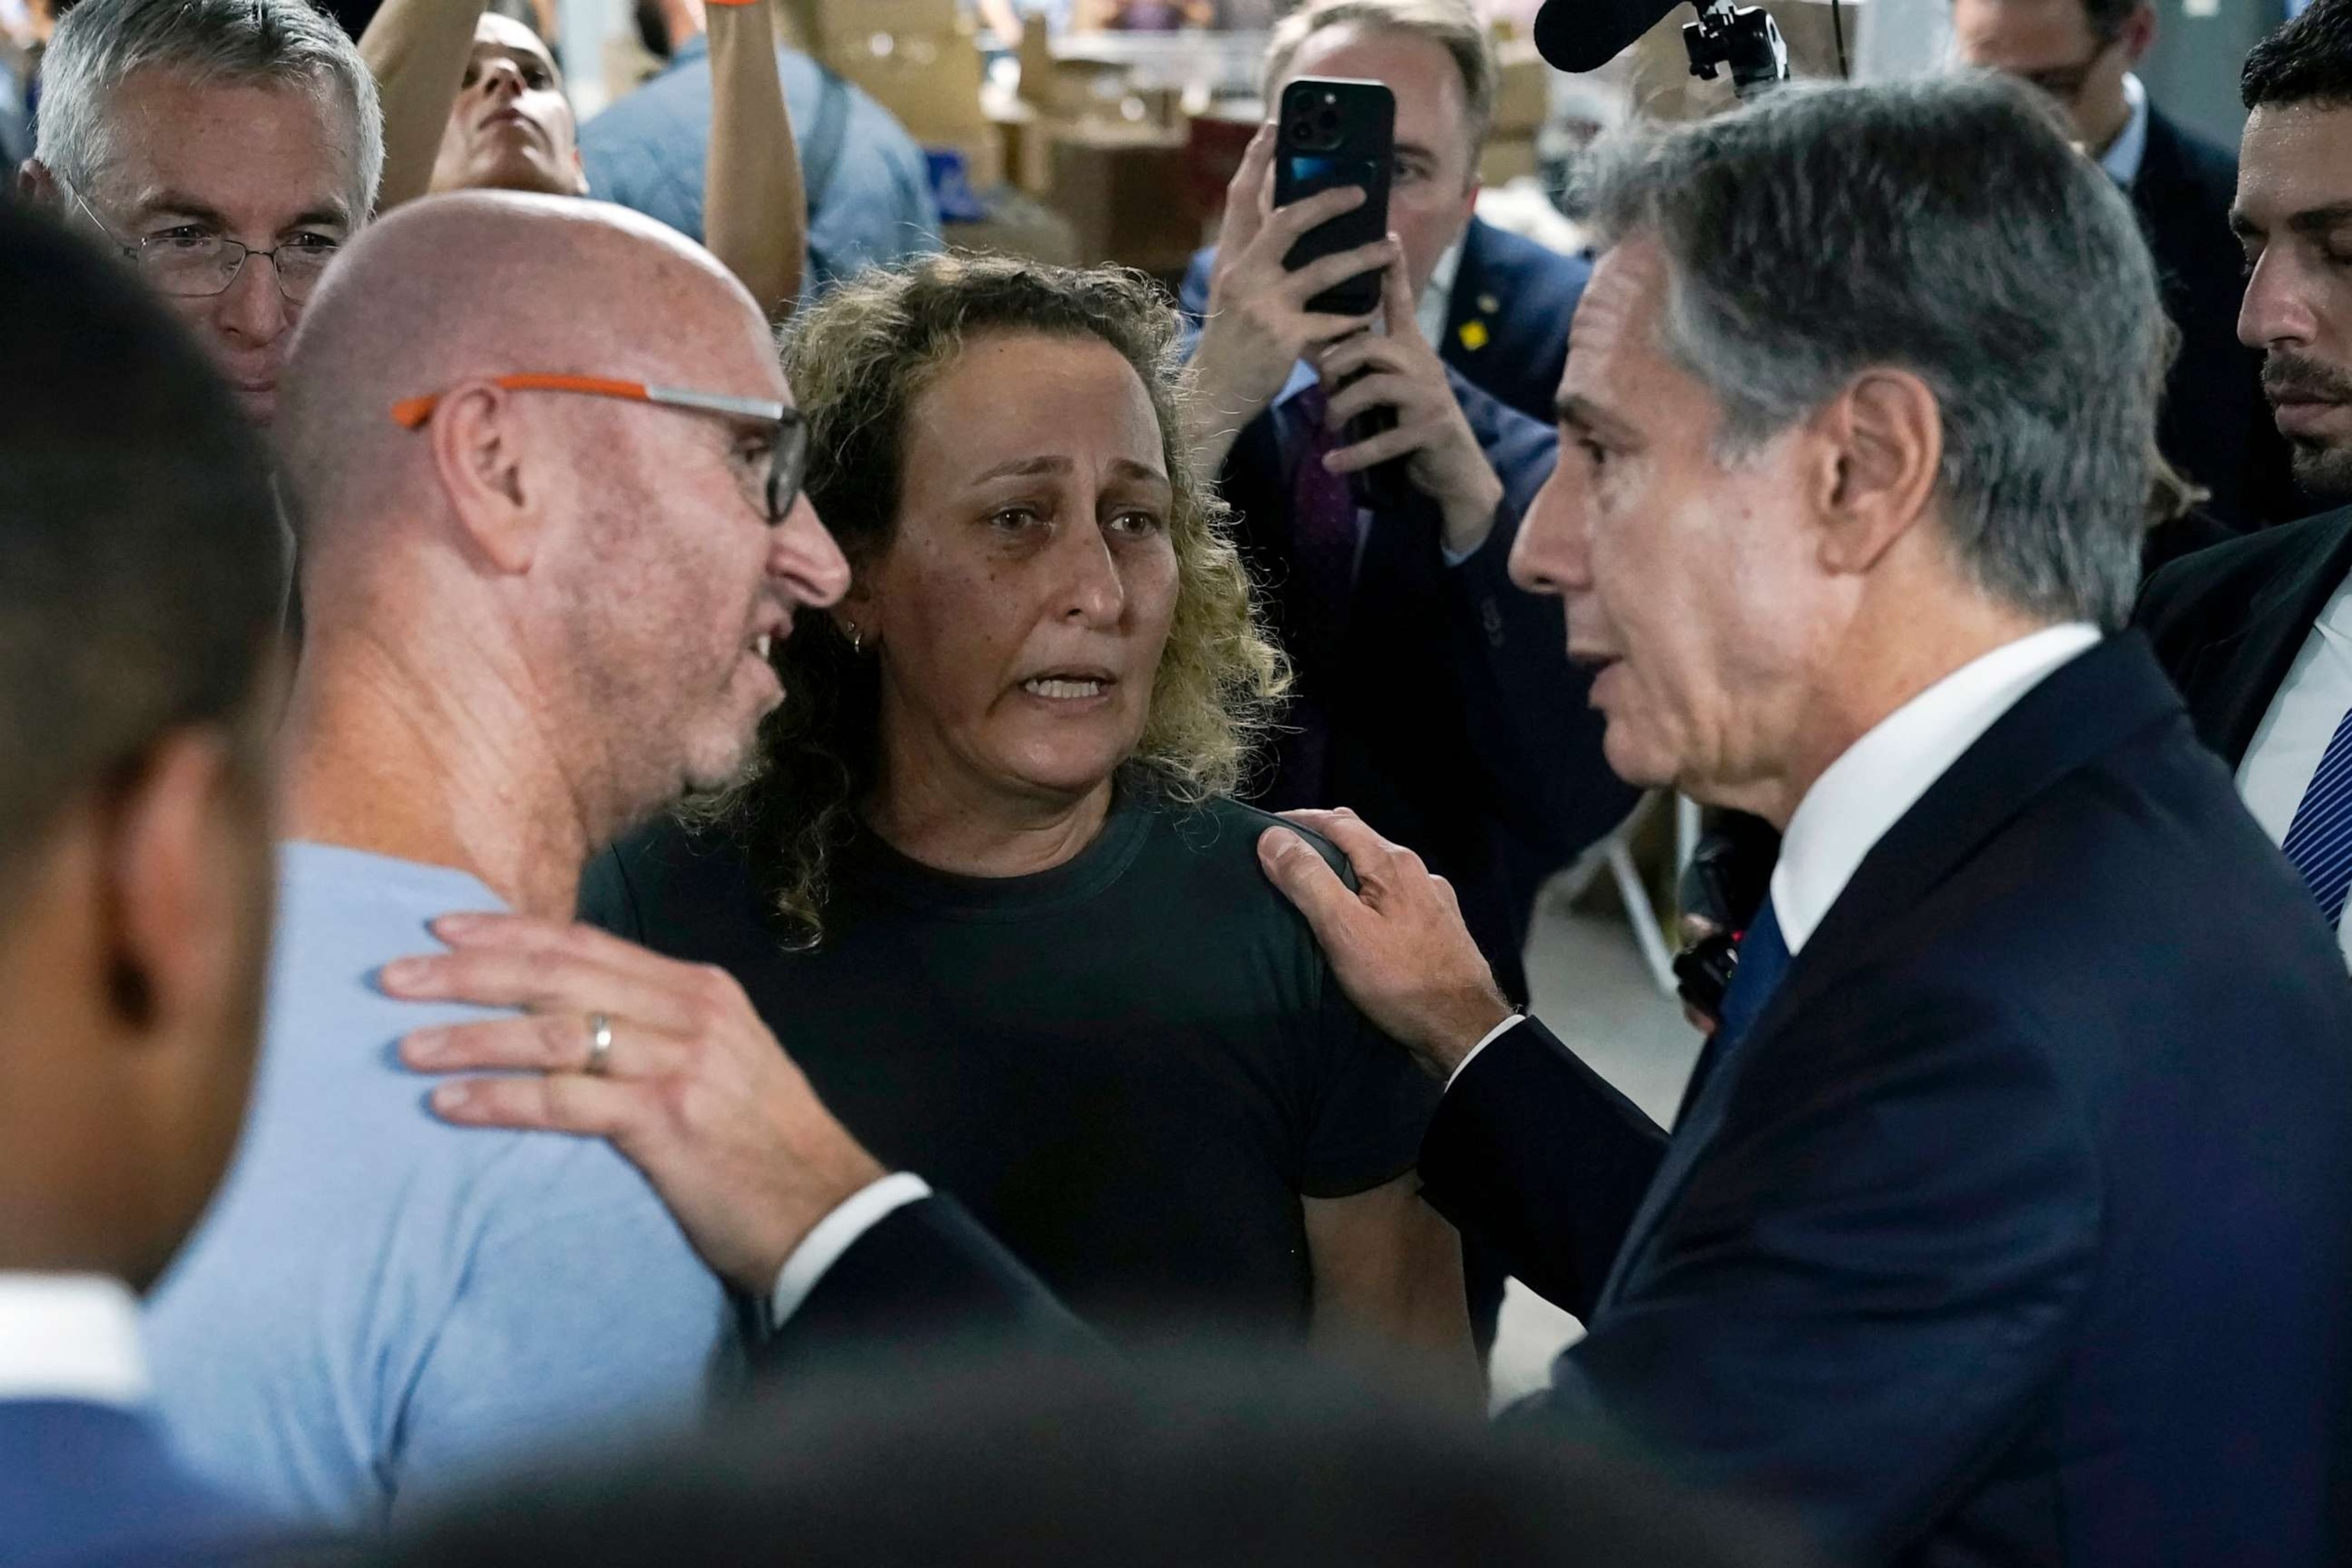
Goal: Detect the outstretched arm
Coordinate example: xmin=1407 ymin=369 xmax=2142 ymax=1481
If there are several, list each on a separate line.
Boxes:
xmin=703 ymin=0 xmax=805 ymax=320
xmin=360 ymin=0 xmax=490 ymax=214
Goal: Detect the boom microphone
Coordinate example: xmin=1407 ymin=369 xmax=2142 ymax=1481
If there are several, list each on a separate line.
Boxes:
xmin=1534 ymin=0 xmax=1792 ymax=97
xmin=1532 ymin=0 xmax=1682 ymax=72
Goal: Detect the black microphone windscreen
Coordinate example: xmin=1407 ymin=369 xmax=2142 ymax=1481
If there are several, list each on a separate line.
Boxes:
xmin=1534 ymin=0 xmax=1684 ymax=72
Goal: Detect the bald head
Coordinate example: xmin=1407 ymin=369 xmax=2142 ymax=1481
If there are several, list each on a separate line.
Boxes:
xmin=279 ymin=191 xmax=771 ymax=566
xmin=276 ymin=189 xmax=848 ymax=879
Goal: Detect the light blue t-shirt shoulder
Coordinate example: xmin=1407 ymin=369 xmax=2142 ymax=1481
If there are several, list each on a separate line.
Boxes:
xmin=144 ymin=844 xmax=736 ymax=1532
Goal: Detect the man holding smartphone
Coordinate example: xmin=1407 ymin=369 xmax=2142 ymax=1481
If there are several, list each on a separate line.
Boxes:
xmin=1180 ymin=0 xmax=1632 ymax=1023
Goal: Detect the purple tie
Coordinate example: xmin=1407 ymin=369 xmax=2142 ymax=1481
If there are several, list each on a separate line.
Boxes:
xmin=1269 ymin=384 xmax=1363 ymax=805
xmin=1286 ymin=383 xmax=1361 ymax=671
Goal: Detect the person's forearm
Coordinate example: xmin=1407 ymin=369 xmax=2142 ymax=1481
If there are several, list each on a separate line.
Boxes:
xmin=704 ymin=0 xmax=805 ymax=321
xmin=1304 ymin=1180 xmax=1482 ymax=1406
xmin=1436 ymin=464 xmax=1504 ymax=558
xmin=360 ymin=0 xmax=490 ymax=214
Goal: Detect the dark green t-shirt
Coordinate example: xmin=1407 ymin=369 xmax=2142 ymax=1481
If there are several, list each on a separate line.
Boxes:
xmin=580 ymin=790 xmax=1440 ymax=1341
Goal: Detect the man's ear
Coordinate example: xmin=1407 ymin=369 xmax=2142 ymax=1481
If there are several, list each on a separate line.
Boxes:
xmin=1810 ymin=368 xmax=1943 ymax=579
xmin=2118 ymin=3 xmax=2158 ymax=67
xmin=103 ymin=727 xmax=266 ymax=1040
xmin=18 ymin=158 xmax=60 ymax=210
xmin=426 ymin=381 xmax=547 ymax=575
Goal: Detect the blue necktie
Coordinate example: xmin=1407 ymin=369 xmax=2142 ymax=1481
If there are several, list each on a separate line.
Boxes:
xmin=1714 ymin=897 xmax=1792 ymax=1053
xmin=1671 ymin=897 xmax=1792 ymax=1126
xmin=2281 ymin=704 xmax=2352 ymax=929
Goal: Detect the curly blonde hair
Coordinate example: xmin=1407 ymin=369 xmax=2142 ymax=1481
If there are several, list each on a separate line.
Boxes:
xmin=711 ymin=253 xmax=1290 ymax=946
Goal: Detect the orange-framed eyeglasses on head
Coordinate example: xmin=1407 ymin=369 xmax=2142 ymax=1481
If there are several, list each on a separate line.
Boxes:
xmin=391 ymin=374 xmax=811 ymax=524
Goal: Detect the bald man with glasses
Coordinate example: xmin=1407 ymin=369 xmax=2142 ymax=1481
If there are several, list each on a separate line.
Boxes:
xmin=136 ymin=191 xmax=860 ymax=1531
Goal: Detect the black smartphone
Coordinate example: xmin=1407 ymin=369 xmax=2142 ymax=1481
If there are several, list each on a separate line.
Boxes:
xmin=1273 ymin=77 xmax=1394 ymax=317
xmin=1273 ymin=77 xmax=1410 ymax=509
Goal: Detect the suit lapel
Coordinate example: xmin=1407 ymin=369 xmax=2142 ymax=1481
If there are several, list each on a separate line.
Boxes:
xmin=1440 ymin=219 xmax=1488 ymax=381
xmin=1593 ymin=637 xmax=2190 ymax=1315
xmin=2130 ymin=109 xmax=2180 ymax=218
xmin=2193 ymin=511 xmax=2352 ymax=766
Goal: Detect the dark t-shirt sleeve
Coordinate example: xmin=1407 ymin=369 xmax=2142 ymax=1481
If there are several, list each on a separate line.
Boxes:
xmin=1298 ymin=979 xmax=1444 ymax=1198
xmin=1282 ymin=827 xmax=1445 ymax=1199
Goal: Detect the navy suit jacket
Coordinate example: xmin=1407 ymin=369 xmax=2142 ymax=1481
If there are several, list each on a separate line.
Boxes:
xmin=1422 ymin=635 xmax=2352 ymax=1563
xmin=1176 ymin=254 xmax=1635 ymax=999
xmin=2135 ymin=105 xmax=2299 ymax=532
xmin=0 ymin=1400 xmax=250 ymax=1566
xmin=763 ymin=1195 xmax=1097 ymax=1374
xmin=1439 ymin=215 xmax=1591 ymax=427
xmin=2137 ymin=503 xmax=2352 ymax=768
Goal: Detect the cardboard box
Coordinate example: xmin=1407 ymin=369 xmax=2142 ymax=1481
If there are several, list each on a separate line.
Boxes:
xmin=1478 ymin=134 xmax=1540 ymax=186
xmin=1016 ymin=22 xmax=1136 ymax=122
xmin=1049 ymin=126 xmax=1201 ymax=276
xmin=944 ymin=189 xmax=1083 ymax=267
xmin=986 ymin=93 xmax=1057 ymax=197
xmin=828 ymin=24 xmax=991 ymax=144
xmin=796 ymin=0 xmax=957 ymax=54
xmin=1183 ymin=111 xmax=1257 ymax=217
xmin=1491 ymin=41 xmax=1549 ymax=136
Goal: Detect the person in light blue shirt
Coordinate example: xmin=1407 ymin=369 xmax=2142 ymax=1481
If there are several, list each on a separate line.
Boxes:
xmin=583 ymin=0 xmax=939 ymax=294
xmin=138 ymin=190 xmax=855 ymax=1529
xmin=143 ymin=846 xmax=735 ymax=1530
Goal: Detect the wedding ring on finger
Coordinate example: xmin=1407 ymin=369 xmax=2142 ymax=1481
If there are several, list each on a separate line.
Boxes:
xmin=583 ymin=1012 xmax=614 ymax=1078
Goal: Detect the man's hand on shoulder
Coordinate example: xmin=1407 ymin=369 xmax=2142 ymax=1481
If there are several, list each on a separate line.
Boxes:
xmin=382 ymin=915 xmax=885 ymax=1296
xmin=1257 ymin=808 xmax=1514 ymax=1078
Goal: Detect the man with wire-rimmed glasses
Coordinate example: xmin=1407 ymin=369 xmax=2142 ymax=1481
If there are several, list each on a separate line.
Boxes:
xmin=18 ymin=0 xmax=381 ymax=427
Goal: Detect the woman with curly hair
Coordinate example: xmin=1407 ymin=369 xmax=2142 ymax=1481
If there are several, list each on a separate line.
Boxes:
xmin=582 ymin=254 xmax=1475 ymax=1373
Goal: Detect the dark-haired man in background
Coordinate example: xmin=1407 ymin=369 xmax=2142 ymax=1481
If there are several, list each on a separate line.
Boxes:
xmin=0 ymin=205 xmax=283 ymax=1563
xmin=1956 ymin=0 xmax=2298 ymax=531
xmin=2138 ymin=0 xmax=2352 ymax=969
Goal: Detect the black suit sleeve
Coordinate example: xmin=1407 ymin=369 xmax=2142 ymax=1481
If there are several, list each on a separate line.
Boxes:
xmin=1511 ymin=988 xmax=2103 ymax=1562
xmin=759 ymin=1194 xmax=1101 ymax=1376
xmin=1418 ymin=1020 xmax=1668 ymax=1320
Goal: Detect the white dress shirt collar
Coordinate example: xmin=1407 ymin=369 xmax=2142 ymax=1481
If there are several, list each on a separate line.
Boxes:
xmin=2099 ymin=73 xmax=2151 ymax=191
xmin=2231 ymin=565 xmax=2352 ymax=968
xmin=1416 ymin=235 xmax=1465 ymax=352
xmin=1771 ymin=623 xmax=2102 ymax=956
xmin=0 ymin=1272 xmax=149 ymax=1406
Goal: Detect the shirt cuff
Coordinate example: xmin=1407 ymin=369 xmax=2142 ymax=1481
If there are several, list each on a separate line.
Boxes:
xmin=768 ymin=1171 xmax=934 ymax=1328
xmin=1444 ymin=1011 xmax=1529 ymax=1091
